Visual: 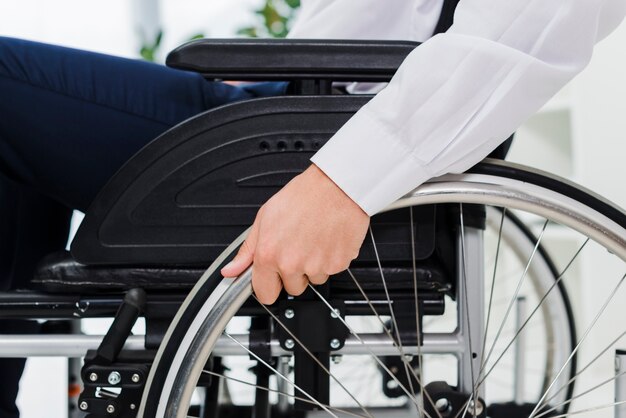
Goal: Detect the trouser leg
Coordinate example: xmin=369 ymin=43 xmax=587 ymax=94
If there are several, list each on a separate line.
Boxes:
xmin=0 ymin=36 xmax=283 ymax=418
xmin=0 ymin=173 xmax=72 ymax=291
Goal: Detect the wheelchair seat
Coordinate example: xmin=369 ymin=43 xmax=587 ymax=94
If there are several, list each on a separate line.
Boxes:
xmin=30 ymin=250 xmax=204 ymax=293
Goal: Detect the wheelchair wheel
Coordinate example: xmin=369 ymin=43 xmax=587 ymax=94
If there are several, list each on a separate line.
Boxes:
xmin=139 ymin=160 xmax=626 ymax=418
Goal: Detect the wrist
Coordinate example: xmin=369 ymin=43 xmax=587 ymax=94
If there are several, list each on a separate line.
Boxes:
xmin=304 ymin=164 xmax=369 ymax=218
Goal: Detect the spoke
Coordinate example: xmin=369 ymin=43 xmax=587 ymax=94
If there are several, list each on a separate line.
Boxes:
xmin=458 ymin=203 xmax=478 ymax=418
xmin=541 ymin=328 xmax=626 ymax=407
xmin=454 ymin=237 xmax=584 ymax=418
xmin=451 ymin=238 xmax=591 ymax=418
xmin=410 ymin=206 xmax=427 ymax=418
xmin=479 ymin=208 xmax=506 ymax=374
xmin=529 ymin=272 xmax=626 ymax=418
xmin=346 ymin=268 xmax=444 ymax=418
xmin=252 ymin=295 xmax=374 ymax=418
xmin=368 ymin=227 xmax=418 ymax=398
xmin=479 ymin=219 xmax=550 ymax=378
xmin=223 ymin=332 xmax=339 ymax=417
xmin=347 ymin=269 xmax=394 ymax=336
xmin=533 ymin=370 xmax=626 ymax=418
xmin=201 ymin=370 xmax=368 ymax=418
xmin=474 ymin=239 xmax=589 ymax=391
xmin=307 ymin=283 xmax=433 ymax=418
xmin=479 ymin=250 xmax=563 ymax=385
xmin=544 ymin=400 xmax=626 ymax=418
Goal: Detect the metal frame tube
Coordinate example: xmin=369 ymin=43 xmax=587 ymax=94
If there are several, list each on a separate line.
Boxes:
xmin=0 ymin=332 xmax=466 ymax=358
xmin=457 ymin=226 xmax=486 ymax=397
xmin=514 ymin=296 xmax=527 ymax=404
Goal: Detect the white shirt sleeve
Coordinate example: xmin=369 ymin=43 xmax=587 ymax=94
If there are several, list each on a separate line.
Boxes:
xmin=305 ymin=0 xmax=626 ymax=215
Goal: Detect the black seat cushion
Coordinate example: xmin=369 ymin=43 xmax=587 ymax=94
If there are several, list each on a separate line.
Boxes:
xmin=32 ymin=251 xmax=205 ymax=293
xmin=32 ymin=251 xmax=451 ymax=297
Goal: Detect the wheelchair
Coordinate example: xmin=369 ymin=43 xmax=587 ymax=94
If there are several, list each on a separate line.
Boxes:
xmin=0 ymin=39 xmax=625 ymax=418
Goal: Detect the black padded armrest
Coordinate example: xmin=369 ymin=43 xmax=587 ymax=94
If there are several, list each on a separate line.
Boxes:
xmin=166 ymin=39 xmax=419 ymax=81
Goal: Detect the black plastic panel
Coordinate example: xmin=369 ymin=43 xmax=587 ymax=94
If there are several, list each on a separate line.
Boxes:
xmin=166 ymin=39 xmax=419 ymax=81
xmin=72 ymin=96 xmax=352 ymax=264
xmin=71 ymin=95 xmax=437 ymax=266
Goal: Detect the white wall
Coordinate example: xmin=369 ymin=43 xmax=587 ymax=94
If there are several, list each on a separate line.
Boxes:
xmin=0 ymin=0 xmax=136 ymax=57
xmin=0 ymin=0 xmax=263 ymax=58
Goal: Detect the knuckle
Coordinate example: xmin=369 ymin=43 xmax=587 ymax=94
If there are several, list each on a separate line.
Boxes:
xmin=255 ymin=247 xmax=275 ymax=266
xmin=278 ymin=258 xmax=300 ymax=277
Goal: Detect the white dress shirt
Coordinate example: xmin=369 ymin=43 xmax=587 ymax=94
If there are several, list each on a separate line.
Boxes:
xmin=287 ymin=0 xmax=626 ymax=215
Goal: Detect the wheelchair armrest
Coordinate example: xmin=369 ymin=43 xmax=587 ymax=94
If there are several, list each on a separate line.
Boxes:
xmin=166 ymin=39 xmax=419 ymax=81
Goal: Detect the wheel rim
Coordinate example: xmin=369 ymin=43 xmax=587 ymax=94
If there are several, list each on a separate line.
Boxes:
xmin=141 ymin=172 xmax=626 ymax=418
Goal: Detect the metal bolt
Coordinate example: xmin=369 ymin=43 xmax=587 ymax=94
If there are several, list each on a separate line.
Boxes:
xmin=131 ymin=373 xmax=140 ymax=383
xmin=284 ymin=339 xmax=295 ymax=349
xmin=330 ymin=338 xmax=341 ymax=350
xmin=89 ymin=372 xmax=98 ymax=382
xmin=435 ymin=398 xmax=450 ymax=413
xmin=130 ymin=404 xmax=136 ymax=410
xmin=330 ymin=309 xmax=340 ymax=319
xmin=107 ymin=371 xmax=121 ymax=385
xmin=106 ymin=404 xmax=116 ymax=414
xmin=469 ymin=400 xmax=484 ymax=416
xmin=284 ymin=308 xmax=295 ymax=319
xmin=79 ymin=401 xmax=88 ymax=411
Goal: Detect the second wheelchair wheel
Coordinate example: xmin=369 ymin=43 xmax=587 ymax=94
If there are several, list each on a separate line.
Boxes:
xmin=139 ymin=160 xmax=626 ymax=418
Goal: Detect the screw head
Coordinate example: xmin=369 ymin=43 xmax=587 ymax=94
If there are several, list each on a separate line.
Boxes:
xmin=79 ymin=401 xmax=88 ymax=411
xmin=106 ymin=404 xmax=116 ymax=414
xmin=468 ymin=400 xmax=484 ymax=416
xmin=131 ymin=373 xmax=140 ymax=383
xmin=284 ymin=308 xmax=295 ymax=319
xmin=330 ymin=309 xmax=340 ymax=319
xmin=330 ymin=338 xmax=341 ymax=350
xmin=130 ymin=404 xmax=136 ymax=410
xmin=107 ymin=371 xmax=121 ymax=385
xmin=284 ymin=339 xmax=295 ymax=349
xmin=435 ymin=398 xmax=450 ymax=412
xmin=331 ymin=355 xmax=343 ymax=364
xmin=89 ymin=372 xmax=98 ymax=382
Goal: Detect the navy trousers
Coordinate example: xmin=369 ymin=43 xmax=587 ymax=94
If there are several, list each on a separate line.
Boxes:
xmin=0 ymin=36 xmax=286 ymax=417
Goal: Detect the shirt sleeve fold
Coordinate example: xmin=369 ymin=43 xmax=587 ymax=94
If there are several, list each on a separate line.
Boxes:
xmin=309 ymin=0 xmax=626 ymax=216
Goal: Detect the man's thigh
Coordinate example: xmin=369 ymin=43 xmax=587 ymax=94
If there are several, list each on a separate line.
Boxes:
xmin=0 ymin=36 xmax=254 ymax=211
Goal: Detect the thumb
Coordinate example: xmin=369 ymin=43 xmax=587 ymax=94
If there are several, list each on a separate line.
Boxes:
xmin=221 ymin=222 xmax=259 ymax=277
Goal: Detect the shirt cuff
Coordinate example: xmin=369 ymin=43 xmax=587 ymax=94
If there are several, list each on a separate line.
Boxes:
xmin=310 ymin=109 xmax=433 ymax=216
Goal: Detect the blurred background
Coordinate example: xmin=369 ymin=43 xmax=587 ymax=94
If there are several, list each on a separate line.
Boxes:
xmin=1 ymin=0 xmax=625 ymax=417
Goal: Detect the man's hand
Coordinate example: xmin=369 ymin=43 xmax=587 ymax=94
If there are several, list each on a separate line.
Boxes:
xmin=220 ymin=164 xmax=370 ymax=304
